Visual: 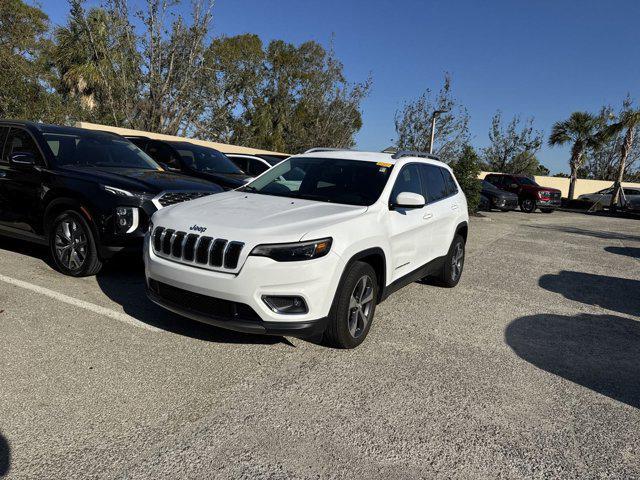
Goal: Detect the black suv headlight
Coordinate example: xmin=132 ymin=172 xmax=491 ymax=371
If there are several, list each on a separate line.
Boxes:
xmin=115 ymin=206 xmax=139 ymax=234
xmin=250 ymin=238 xmax=332 ymax=262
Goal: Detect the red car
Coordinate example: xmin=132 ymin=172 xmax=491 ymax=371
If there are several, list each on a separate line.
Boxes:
xmin=484 ymin=174 xmax=562 ymax=213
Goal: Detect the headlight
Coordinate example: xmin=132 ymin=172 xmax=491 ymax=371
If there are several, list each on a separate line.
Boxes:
xmin=538 ymin=190 xmax=551 ymax=199
xmin=115 ymin=206 xmax=139 ymax=234
xmin=250 ymin=238 xmax=332 ymax=262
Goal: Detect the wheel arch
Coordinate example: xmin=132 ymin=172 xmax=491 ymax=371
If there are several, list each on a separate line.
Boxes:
xmin=338 ymin=248 xmax=387 ymax=304
xmin=455 ymin=221 xmax=469 ymax=243
xmin=43 ymin=197 xmax=98 ymax=241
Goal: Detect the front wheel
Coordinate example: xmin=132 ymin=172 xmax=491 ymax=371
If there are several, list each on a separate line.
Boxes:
xmin=49 ymin=210 xmax=103 ymax=277
xmin=324 ymin=261 xmax=378 ymax=349
xmin=520 ymin=198 xmax=536 ymax=213
xmin=435 ymin=234 xmax=466 ymax=288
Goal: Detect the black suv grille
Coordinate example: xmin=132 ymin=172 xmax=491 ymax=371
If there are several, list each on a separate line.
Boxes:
xmin=156 ymin=191 xmax=213 ymax=207
xmin=148 ymin=279 xmax=260 ymax=322
xmin=152 ymin=226 xmax=244 ymax=271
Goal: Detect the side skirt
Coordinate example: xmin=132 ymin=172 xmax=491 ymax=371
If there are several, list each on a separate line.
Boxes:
xmin=0 ymin=225 xmax=47 ymax=245
xmin=379 ymin=255 xmax=446 ymax=302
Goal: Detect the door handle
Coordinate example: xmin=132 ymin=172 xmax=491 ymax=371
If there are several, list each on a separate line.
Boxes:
xmin=451 ymin=204 xmax=459 ymax=210
xmin=423 ymin=212 xmax=433 ymax=220
xmin=0 ymin=171 xmax=6 ymax=178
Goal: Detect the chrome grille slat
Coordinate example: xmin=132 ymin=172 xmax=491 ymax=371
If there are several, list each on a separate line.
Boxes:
xmin=152 ymin=228 xmax=244 ymax=272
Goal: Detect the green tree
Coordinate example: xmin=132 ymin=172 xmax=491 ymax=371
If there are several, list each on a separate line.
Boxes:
xmin=394 ymin=74 xmax=470 ymax=164
xmin=602 ymin=106 xmax=640 ymax=206
xmin=482 ymin=111 xmax=543 ymax=176
xmin=0 ymin=0 xmax=68 ymax=121
xmin=548 ymin=112 xmax=604 ymax=200
xmin=452 ymin=145 xmax=482 ymax=212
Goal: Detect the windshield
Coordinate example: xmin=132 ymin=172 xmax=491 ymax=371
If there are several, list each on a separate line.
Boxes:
xmin=44 ymin=132 xmax=160 ymax=170
xmin=240 ymin=157 xmax=394 ymax=206
xmin=516 ymin=176 xmax=539 ymax=186
xmin=176 ymin=145 xmax=244 ymax=175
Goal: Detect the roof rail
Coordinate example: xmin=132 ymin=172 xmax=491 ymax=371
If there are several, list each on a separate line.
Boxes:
xmin=391 ymin=150 xmax=440 ymax=161
xmin=304 ymin=147 xmax=351 ymax=154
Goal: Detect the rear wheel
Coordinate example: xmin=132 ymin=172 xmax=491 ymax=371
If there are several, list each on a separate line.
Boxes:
xmin=520 ymin=198 xmax=536 ymax=213
xmin=49 ymin=210 xmax=103 ymax=277
xmin=324 ymin=261 xmax=378 ymax=349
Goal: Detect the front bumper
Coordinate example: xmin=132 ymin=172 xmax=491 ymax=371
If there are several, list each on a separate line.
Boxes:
xmin=144 ymin=235 xmax=344 ymax=336
xmin=492 ymin=196 xmax=518 ymax=210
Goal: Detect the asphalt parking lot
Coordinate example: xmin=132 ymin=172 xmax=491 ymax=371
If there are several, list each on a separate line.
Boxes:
xmin=0 ymin=210 xmax=639 ymax=479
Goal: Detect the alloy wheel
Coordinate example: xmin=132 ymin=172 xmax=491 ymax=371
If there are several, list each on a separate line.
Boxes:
xmin=347 ymin=275 xmax=375 ymax=339
xmin=451 ymin=243 xmax=464 ymax=281
xmin=54 ymin=219 xmax=88 ymax=271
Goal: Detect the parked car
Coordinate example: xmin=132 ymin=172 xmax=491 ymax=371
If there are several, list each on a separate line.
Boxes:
xmin=0 ymin=121 xmax=222 ymax=276
xmin=227 ymin=153 xmax=287 ymax=177
xmin=578 ymin=187 xmax=640 ymax=206
xmin=479 ymin=180 xmax=519 ymax=211
xmin=484 ymin=173 xmax=561 ymax=213
xmin=145 ymin=150 xmax=469 ymax=348
xmin=126 ymin=136 xmax=252 ymax=190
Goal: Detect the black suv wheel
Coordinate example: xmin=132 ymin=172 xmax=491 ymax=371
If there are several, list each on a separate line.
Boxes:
xmin=49 ymin=210 xmax=103 ymax=277
xmin=324 ymin=261 xmax=378 ymax=349
xmin=520 ymin=198 xmax=537 ymax=213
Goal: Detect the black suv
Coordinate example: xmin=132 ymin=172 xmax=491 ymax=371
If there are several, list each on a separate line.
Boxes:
xmin=126 ymin=136 xmax=252 ymax=190
xmin=0 ymin=121 xmax=223 ymax=276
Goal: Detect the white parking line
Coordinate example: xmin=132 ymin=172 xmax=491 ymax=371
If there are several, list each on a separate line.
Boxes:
xmin=0 ymin=274 xmax=162 ymax=333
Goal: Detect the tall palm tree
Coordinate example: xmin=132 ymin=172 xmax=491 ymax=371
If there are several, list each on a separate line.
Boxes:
xmin=548 ymin=112 xmax=602 ymax=200
xmin=603 ymin=109 xmax=640 ymax=207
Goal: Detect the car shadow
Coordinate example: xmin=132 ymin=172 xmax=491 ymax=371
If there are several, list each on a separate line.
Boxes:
xmin=0 ymin=236 xmax=57 ymax=270
xmin=539 ymin=270 xmax=640 ymax=317
xmin=95 ymin=258 xmax=295 ymax=346
xmin=527 ymin=225 xmax=640 ymax=242
xmin=604 ymin=246 xmax=640 ymax=259
xmin=505 ymin=313 xmax=640 ymax=409
xmin=0 ymin=432 xmax=9 ymax=477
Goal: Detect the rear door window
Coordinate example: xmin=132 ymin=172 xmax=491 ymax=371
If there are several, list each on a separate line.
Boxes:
xmin=419 ymin=164 xmax=448 ymax=203
xmin=441 ymin=168 xmax=458 ymax=196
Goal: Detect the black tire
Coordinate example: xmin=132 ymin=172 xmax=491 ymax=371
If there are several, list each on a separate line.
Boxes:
xmin=520 ymin=198 xmax=536 ymax=213
xmin=540 ymin=208 xmax=554 ymax=213
xmin=435 ymin=234 xmax=465 ymax=288
xmin=49 ymin=210 xmax=103 ymax=277
xmin=324 ymin=261 xmax=378 ymax=349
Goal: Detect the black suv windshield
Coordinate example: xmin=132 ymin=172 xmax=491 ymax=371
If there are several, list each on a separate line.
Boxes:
xmin=241 ymin=157 xmax=394 ymax=206
xmin=44 ymin=132 xmax=160 ymax=170
xmin=175 ymin=144 xmax=244 ymax=175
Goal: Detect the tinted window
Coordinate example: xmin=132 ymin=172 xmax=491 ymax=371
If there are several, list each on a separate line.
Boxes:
xmin=243 ymin=157 xmax=394 ymax=206
xmin=176 ymin=144 xmax=243 ymax=175
xmin=516 ymin=176 xmax=538 ymax=186
xmin=441 ymin=168 xmax=458 ymax=195
xmin=391 ymin=164 xmax=422 ymax=202
xmin=43 ymin=132 xmax=159 ymax=170
xmin=486 ymin=175 xmax=502 ymax=187
xmin=5 ymin=128 xmax=43 ymax=164
xmin=623 ymin=188 xmax=640 ymax=195
xmin=420 ymin=164 xmax=448 ymax=203
xmin=0 ymin=127 xmax=9 ymax=163
xmin=230 ymin=157 xmax=248 ymax=173
xmin=147 ymin=141 xmax=181 ymax=170
xmin=248 ymin=158 xmax=269 ymax=176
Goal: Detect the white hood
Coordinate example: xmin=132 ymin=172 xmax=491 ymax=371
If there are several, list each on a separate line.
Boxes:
xmin=153 ymin=190 xmax=367 ymax=243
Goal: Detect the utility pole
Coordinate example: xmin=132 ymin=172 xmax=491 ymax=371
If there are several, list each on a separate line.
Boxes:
xmin=429 ymin=109 xmax=448 ymax=154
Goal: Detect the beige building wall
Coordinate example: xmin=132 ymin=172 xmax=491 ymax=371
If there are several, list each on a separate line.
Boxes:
xmin=75 ymin=122 xmax=289 ymax=157
xmin=478 ymin=171 xmax=640 ymax=198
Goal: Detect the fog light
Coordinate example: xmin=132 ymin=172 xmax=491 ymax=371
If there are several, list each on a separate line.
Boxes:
xmin=262 ymin=295 xmax=308 ymax=314
xmin=115 ymin=206 xmax=139 ymax=234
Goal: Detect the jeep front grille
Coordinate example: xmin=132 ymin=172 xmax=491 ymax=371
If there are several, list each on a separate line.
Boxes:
xmin=154 ymin=191 xmax=213 ymax=208
xmin=152 ymin=226 xmax=244 ymax=271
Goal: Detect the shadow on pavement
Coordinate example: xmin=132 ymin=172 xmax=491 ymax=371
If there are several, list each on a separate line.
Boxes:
xmin=505 ymin=313 xmax=640 ymax=409
xmin=0 ymin=432 xmax=9 ymax=477
xmin=95 ymin=258 xmax=295 ymax=346
xmin=604 ymin=246 xmax=640 ymax=259
xmin=539 ymin=270 xmax=640 ymax=317
xmin=0 ymin=236 xmax=56 ymax=270
xmin=527 ymin=225 xmax=640 ymax=242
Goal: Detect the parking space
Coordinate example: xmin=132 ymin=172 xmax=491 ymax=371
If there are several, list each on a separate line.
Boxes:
xmin=0 ymin=211 xmax=639 ymax=479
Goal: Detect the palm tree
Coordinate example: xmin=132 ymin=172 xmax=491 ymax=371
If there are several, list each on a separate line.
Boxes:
xmin=603 ymin=109 xmax=640 ymax=207
xmin=548 ymin=112 xmax=602 ymax=200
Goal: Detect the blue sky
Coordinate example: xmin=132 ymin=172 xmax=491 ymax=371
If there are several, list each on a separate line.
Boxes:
xmin=39 ymin=0 xmax=640 ymax=174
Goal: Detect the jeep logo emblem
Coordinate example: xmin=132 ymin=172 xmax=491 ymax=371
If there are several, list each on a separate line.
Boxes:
xmin=189 ymin=224 xmax=207 ymax=233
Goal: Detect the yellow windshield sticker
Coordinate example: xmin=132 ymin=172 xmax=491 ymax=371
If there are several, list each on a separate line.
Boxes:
xmin=377 ymin=162 xmax=392 ymax=167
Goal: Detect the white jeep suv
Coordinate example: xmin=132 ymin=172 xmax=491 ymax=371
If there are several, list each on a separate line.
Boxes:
xmin=144 ymin=149 xmax=469 ymax=348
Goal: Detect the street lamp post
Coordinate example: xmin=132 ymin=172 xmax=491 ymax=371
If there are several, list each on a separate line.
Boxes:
xmin=429 ymin=109 xmax=448 ymax=154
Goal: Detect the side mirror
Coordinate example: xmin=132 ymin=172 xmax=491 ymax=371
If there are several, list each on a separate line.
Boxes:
xmin=10 ymin=151 xmax=36 ymax=168
xmin=391 ymin=191 xmax=426 ymax=209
